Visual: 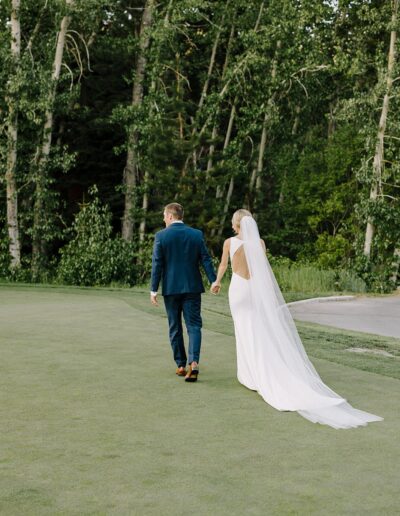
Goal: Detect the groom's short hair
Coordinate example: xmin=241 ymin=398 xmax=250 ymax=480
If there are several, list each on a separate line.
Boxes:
xmin=164 ymin=203 xmax=184 ymax=220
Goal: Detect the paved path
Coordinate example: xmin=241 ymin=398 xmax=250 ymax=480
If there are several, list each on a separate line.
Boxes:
xmin=289 ymin=294 xmax=400 ymax=339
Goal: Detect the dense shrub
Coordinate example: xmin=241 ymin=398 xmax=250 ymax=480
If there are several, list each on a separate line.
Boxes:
xmin=57 ymin=190 xmax=138 ymax=286
xmin=0 ymin=230 xmax=10 ymax=278
xmin=314 ymin=233 xmax=351 ymax=269
xmin=354 ymin=255 xmax=396 ymax=294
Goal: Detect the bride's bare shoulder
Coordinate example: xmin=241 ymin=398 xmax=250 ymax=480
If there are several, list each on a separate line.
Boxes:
xmin=223 ymin=238 xmax=231 ymax=249
xmin=260 ymin=238 xmax=266 ymax=251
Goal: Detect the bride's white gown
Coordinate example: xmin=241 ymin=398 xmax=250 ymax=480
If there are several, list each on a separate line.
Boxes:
xmin=228 ymin=217 xmax=383 ymax=429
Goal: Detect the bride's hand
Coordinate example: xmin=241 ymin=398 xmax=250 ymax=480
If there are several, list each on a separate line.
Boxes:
xmin=211 ymin=281 xmax=221 ymax=294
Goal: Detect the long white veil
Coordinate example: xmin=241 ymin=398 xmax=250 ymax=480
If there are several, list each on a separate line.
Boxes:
xmin=240 ymin=216 xmax=383 ymax=429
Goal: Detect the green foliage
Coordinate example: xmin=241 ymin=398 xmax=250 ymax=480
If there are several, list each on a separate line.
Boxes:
xmin=57 ymin=188 xmax=137 ymax=286
xmin=314 ymin=233 xmax=351 ymax=269
xmin=0 ymin=225 xmax=10 ymax=278
xmin=0 ymin=0 xmax=399 ymax=292
xmin=268 ymin=256 xmax=366 ymax=294
xmin=354 ymin=254 xmax=396 ymax=294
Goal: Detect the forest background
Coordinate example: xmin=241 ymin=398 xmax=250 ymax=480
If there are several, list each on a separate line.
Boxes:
xmin=1 ymin=0 xmax=399 ymax=292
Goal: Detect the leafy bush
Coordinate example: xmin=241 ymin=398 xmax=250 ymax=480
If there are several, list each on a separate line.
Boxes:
xmin=354 ymin=254 xmax=396 ymax=294
xmin=0 ymin=230 xmax=10 ymax=278
xmin=57 ymin=189 xmax=138 ymax=286
xmin=314 ymin=233 xmax=351 ymax=269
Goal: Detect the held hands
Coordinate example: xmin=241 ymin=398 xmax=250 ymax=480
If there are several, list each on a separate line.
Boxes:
xmin=210 ymin=281 xmax=221 ymax=295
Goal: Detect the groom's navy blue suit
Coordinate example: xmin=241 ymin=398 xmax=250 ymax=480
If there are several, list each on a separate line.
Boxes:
xmin=151 ymin=222 xmax=216 ymax=366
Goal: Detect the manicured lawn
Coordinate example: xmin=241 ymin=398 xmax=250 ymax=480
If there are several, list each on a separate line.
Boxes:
xmin=0 ymin=285 xmax=399 ymax=515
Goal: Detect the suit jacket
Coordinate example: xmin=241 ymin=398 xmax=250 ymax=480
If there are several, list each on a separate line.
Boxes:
xmin=151 ymin=222 xmax=216 ymax=296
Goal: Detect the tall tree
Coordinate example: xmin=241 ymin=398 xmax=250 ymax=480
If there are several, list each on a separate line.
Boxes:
xmin=363 ymin=0 xmax=398 ymax=258
xmin=121 ymin=0 xmax=156 ymax=242
xmin=5 ymin=0 xmax=21 ymax=269
xmin=32 ymin=0 xmax=75 ymax=276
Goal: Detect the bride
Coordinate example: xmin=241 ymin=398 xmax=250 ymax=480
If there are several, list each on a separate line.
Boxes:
xmin=211 ymin=209 xmax=383 ymax=429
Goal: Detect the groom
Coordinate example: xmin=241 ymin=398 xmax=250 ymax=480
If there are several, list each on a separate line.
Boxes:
xmin=150 ymin=203 xmax=216 ymax=382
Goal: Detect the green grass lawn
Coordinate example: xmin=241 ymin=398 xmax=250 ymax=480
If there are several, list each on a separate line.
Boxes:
xmin=0 ymin=284 xmax=399 ymax=515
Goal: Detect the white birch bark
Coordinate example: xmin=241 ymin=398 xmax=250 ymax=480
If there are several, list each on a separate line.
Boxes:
xmin=364 ymin=1 xmax=398 ymax=257
xmin=198 ymin=23 xmax=222 ymax=111
xmin=32 ymin=0 xmax=75 ymax=271
xmin=180 ymin=7 xmax=229 ymax=178
xmin=279 ymin=104 xmax=300 ymax=205
xmin=214 ymin=3 xmax=265 ymax=235
xmin=206 ymin=24 xmax=235 ymax=181
xmin=250 ymin=39 xmax=281 ymax=208
xmin=249 ymin=110 xmax=268 ymax=194
xmin=139 ymin=170 xmax=149 ymax=242
xmin=390 ymin=247 xmax=400 ymax=284
xmin=216 ymin=102 xmax=237 ymax=236
xmin=5 ymin=0 xmax=21 ymax=268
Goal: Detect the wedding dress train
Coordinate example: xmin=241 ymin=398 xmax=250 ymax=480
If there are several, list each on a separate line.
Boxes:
xmin=228 ymin=217 xmax=383 ymax=429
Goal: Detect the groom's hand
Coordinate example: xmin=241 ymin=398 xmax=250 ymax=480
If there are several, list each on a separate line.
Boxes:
xmin=150 ymin=293 xmax=159 ymax=306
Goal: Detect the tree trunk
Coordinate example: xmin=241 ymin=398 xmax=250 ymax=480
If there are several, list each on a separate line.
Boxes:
xmin=218 ymin=175 xmax=234 ymax=238
xmin=214 ymin=4 xmax=265 ymax=235
xmin=363 ymin=1 xmax=398 ymax=257
xmin=250 ymin=39 xmax=281 ymax=212
xmin=122 ymin=0 xmax=155 ymax=241
xmin=249 ymin=110 xmax=268 ymax=195
xmin=206 ymin=23 xmax=235 ymax=181
xmin=327 ymin=101 xmax=336 ymax=138
xmin=198 ymin=23 xmax=222 ymax=111
xmin=26 ymin=1 xmax=47 ymax=54
xmin=206 ymin=124 xmax=218 ymax=180
xmin=139 ymin=170 xmax=150 ymax=242
xmin=391 ymin=247 xmax=400 ymax=284
xmin=254 ymin=1 xmax=264 ymax=31
xmin=5 ymin=0 xmax=21 ymax=269
xmin=32 ymin=0 xmax=74 ymax=275
xmin=180 ymin=9 xmax=228 ymax=178
xmin=215 ymin=101 xmax=237 ymax=236
xmin=279 ymin=104 xmax=300 ymax=205
xmin=138 ymin=1 xmax=173 ymax=242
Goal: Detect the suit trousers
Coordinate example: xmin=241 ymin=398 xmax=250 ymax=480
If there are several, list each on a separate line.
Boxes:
xmin=163 ymin=293 xmax=202 ymax=366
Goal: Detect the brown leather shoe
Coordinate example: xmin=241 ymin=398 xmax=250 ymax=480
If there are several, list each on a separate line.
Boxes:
xmin=185 ymin=364 xmax=199 ymax=382
xmin=176 ymin=367 xmax=186 ymax=376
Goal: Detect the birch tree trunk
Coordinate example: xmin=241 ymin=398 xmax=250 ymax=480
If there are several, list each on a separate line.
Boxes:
xmin=363 ymin=1 xmax=398 ymax=257
xmin=198 ymin=21 xmax=223 ymax=111
xmin=32 ymin=0 xmax=74 ymax=274
xmin=214 ymin=4 xmax=265 ymax=235
xmin=5 ymin=0 xmax=21 ymax=269
xmin=139 ymin=170 xmax=149 ymax=242
xmin=279 ymin=104 xmax=300 ymax=205
xmin=122 ymin=0 xmax=155 ymax=241
xmin=206 ymin=23 xmax=235 ymax=181
xmin=250 ymin=39 xmax=281 ymax=213
xmin=216 ymin=101 xmax=237 ymax=237
xmin=249 ymin=110 xmax=268 ymax=195
xmin=390 ymin=247 xmax=400 ymax=284
xmin=180 ymin=9 xmax=228 ymax=178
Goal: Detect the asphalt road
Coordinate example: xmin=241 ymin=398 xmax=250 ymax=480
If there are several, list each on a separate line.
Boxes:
xmin=289 ymin=294 xmax=400 ymax=339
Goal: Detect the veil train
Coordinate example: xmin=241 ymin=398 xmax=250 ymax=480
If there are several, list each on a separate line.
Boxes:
xmin=239 ymin=216 xmax=383 ymax=429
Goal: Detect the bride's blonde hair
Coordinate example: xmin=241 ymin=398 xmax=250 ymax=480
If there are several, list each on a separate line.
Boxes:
xmin=232 ymin=209 xmax=253 ymax=229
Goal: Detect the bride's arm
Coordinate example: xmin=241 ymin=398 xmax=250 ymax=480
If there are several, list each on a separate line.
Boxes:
xmin=211 ymin=239 xmax=230 ymax=293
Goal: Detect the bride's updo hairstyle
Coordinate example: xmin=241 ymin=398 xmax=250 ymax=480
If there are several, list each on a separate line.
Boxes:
xmin=232 ymin=209 xmax=252 ymax=229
